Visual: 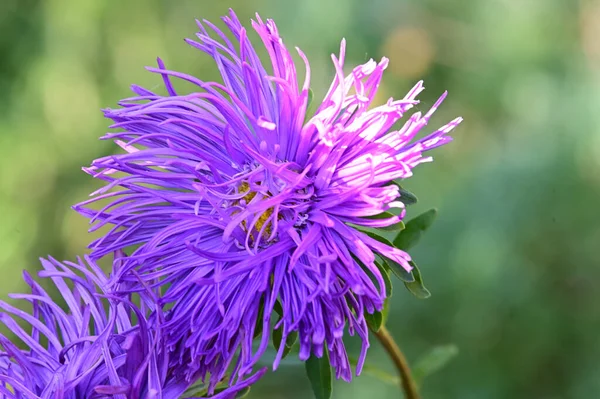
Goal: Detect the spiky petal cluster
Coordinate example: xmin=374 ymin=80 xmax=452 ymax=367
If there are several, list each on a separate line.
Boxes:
xmin=75 ymin=9 xmax=461 ymax=390
xmin=0 ymin=256 xmax=194 ymax=398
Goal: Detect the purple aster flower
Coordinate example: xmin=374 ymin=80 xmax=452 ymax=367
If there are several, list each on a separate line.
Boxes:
xmin=75 ymin=8 xmax=461 ymax=391
xmin=0 ymin=255 xmax=203 ymax=398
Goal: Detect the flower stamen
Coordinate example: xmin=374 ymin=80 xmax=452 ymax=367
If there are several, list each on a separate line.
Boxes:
xmin=237 ymin=181 xmax=276 ymax=241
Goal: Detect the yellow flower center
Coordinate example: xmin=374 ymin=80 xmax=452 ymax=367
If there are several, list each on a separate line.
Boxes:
xmin=237 ymin=182 xmax=275 ymax=239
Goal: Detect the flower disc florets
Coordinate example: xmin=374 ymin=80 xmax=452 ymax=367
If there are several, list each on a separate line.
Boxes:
xmin=220 ymin=166 xmax=313 ymax=249
xmin=74 ymin=8 xmax=461 ymax=392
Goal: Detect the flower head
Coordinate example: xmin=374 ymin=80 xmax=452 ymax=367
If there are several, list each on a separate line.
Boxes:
xmin=0 ymin=256 xmax=193 ymax=398
xmin=75 ymin=9 xmax=461 ymax=389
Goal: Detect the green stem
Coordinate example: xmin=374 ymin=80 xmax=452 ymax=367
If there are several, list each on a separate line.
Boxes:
xmin=374 ymin=325 xmax=420 ymax=399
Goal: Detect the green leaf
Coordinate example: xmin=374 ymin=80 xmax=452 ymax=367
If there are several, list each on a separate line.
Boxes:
xmin=413 ymin=344 xmax=459 ymax=385
xmin=363 ymin=230 xmax=391 ymax=246
xmin=374 ymin=260 xmax=393 ymax=297
xmin=362 ymin=365 xmax=399 ymax=385
xmin=393 ymin=208 xmax=438 ymax=251
xmin=183 ymin=381 xmax=207 ymax=397
xmin=388 ymin=181 xmax=418 ymax=205
xmin=305 ymin=88 xmax=316 ymax=123
xmin=185 ymin=377 xmax=253 ymax=398
xmin=211 ymin=386 xmax=253 ymax=398
xmin=381 ymin=297 xmax=391 ymax=326
xmin=365 ymin=262 xmax=392 ymax=331
xmin=272 ymin=327 xmax=285 ymax=355
xmin=348 ymin=356 xmax=399 ymax=386
xmin=305 ymin=351 xmax=333 ymax=399
xmin=365 ymin=212 xmax=406 ymax=231
xmin=365 ymin=297 xmax=393 ymax=331
xmin=253 ymin=297 xmax=265 ymax=338
xmin=272 ymin=299 xmax=299 ymax=359
xmin=386 ymin=258 xmax=415 ymax=283
xmin=257 ymin=345 xmax=303 ymax=367
xmin=273 ymin=300 xmax=283 ymax=317
xmin=398 ymin=187 xmax=418 ymax=205
xmin=235 ymin=387 xmax=252 ymax=398
xmin=273 ymin=328 xmax=298 ymax=359
xmin=365 ymin=309 xmax=383 ymax=332
xmin=404 ymin=261 xmax=431 ymax=299
xmin=286 ymin=331 xmax=298 ymax=349
xmin=364 ymin=231 xmax=414 ymax=283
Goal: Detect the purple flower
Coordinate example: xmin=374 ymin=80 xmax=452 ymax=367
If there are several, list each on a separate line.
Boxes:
xmin=0 ymin=255 xmax=196 ymax=398
xmin=75 ymin=8 xmax=461 ymax=391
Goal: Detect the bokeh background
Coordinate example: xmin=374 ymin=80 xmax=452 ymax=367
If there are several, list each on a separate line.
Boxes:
xmin=1 ymin=0 xmax=599 ymax=398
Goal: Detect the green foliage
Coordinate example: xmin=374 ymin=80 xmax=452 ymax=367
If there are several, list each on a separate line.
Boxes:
xmin=273 ymin=328 xmax=298 ymax=360
xmin=272 ymin=299 xmax=299 ymax=359
xmin=365 ymin=211 xmax=406 ymax=231
xmin=183 ymin=382 xmax=206 ymax=397
xmin=393 ymin=209 xmax=438 ymax=251
xmin=363 ymin=259 xmax=393 ymax=332
xmin=362 ymin=230 xmax=415 ymax=283
xmin=305 ymin=351 xmax=333 ymax=399
xmin=253 ymin=296 xmax=265 ymax=339
xmin=348 ymin=356 xmax=399 ymax=386
xmin=381 ymin=296 xmax=391 ymax=326
xmin=212 ymin=386 xmax=253 ymax=398
xmin=365 ymin=308 xmax=384 ymax=332
xmin=389 ymin=182 xmax=419 ymax=206
xmin=305 ymin=88 xmax=315 ymax=123
xmin=184 ymin=380 xmax=253 ymax=398
xmin=374 ymin=260 xmax=393 ymax=296
xmin=398 ymin=187 xmax=418 ymax=206
xmin=366 ymin=298 xmax=393 ymax=332
xmin=235 ymin=387 xmax=252 ymax=398
xmin=362 ymin=210 xmax=436 ymax=300
xmin=413 ymin=345 xmax=459 ymax=386
xmin=403 ymin=261 xmax=431 ymax=299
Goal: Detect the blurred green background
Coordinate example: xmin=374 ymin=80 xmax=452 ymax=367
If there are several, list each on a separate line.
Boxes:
xmin=1 ymin=0 xmax=599 ymax=398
